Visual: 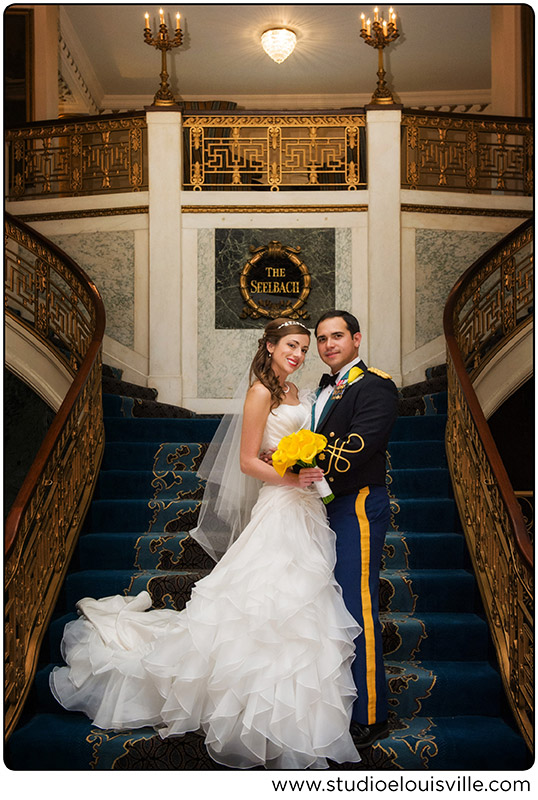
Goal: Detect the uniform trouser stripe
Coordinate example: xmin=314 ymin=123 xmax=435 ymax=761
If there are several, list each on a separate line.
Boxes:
xmin=355 ymin=486 xmax=377 ymax=724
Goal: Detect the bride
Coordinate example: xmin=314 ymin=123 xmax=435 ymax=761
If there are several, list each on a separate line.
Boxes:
xmin=50 ymin=318 xmax=362 ymax=770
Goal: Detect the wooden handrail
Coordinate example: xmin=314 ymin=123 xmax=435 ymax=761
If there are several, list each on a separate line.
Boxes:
xmin=5 ymin=213 xmax=106 ymax=739
xmin=443 ymin=217 xmax=533 ymax=748
xmin=443 ymin=218 xmax=533 ymax=569
xmin=5 ymin=214 xmax=106 ymax=557
xmin=402 ymin=107 xmax=532 ymax=125
xmin=4 ymin=109 xmax=146 ymax=131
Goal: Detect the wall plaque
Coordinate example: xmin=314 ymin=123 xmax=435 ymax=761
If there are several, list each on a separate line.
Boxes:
xmin=214 ymin=228 xmax=335 ymax=330
xmin=239 ymin=240 xmax=310 ymax=320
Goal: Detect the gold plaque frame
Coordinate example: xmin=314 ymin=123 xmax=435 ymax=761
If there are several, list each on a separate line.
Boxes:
xmin=239 ymin=240 xmax=311 ymax=320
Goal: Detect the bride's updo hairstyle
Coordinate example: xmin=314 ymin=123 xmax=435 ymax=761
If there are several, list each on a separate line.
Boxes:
xmin=249 ymin=317 xmax=311 ymax=409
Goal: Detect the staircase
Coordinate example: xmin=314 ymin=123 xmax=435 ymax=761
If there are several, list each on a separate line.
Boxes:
xmin=6 ymin=366 xmax=530 ymax=770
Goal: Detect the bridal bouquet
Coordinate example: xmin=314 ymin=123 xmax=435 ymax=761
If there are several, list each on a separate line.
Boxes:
xmin=272 ymin=429 xmax=335 ymax=504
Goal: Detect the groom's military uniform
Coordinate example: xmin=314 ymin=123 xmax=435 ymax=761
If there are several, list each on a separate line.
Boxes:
xmin=313 ymin=359 xmax=398 ymax=726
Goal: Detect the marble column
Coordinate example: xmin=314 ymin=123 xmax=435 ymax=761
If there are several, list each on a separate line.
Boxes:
xmin=366 ymin=108 xmax=402 ymax=385
xmin=491 ymin=5 xmax=523 ymax=117
xmin=146 ymin=109 xmax=183 ymax=405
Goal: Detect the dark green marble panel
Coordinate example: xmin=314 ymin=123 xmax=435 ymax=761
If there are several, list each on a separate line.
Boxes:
xmin=215 ymin=228 xmax=335 ymax=329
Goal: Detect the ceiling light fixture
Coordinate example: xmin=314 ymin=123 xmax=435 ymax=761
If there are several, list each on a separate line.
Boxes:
xmin=261 ymin=28 xmax=297 ymax=64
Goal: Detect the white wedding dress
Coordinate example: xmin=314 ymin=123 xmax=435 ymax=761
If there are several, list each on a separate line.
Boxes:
xmin=50 ymin=394 xmax=361 ymax=769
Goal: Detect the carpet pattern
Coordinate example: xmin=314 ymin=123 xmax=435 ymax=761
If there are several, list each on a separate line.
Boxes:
xmin=6 ymin=365 xmax=530 ymax=770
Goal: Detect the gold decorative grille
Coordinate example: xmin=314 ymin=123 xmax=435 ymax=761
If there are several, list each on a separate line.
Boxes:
xmin=456 ymin=227 xmax=533 ymax=374
xmin=6 ymin=113 xmax=147 ymax=199
xmin=402 ymin=111 xmax=533 ymax=195
xmin=183 ymin=114 xmax=366 ymax=191
xmin=5 ymin=223 xmax=95 ymax=371
xmin=444 ymin=219 xmax=533 ymax=750
xmin=5 ymin=215 xmax=106 ymax=739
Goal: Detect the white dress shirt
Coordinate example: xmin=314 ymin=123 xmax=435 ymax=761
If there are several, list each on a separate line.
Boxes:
xmin=313 ymin=355 xmax=363 ymax=429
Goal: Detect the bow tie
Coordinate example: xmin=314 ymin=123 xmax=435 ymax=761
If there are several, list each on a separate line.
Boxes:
xmin=319 ymin=372 xmax=338 ymax=389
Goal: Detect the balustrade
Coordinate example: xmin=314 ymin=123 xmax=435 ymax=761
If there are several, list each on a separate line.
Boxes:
xmin=5 ymin=214 xmax=106 ymax=739
xmin=6 ymin=112 xmax=147 ymax=199
xmin=5 ymin=108 xmax=532 ymax=199
xmin=444 ymin=218 xmax=533 ymax=749
xmin=182 ymin=113 xmax=366 ymax=191
xmin=402 ymin=110 xmax=532 ymax=195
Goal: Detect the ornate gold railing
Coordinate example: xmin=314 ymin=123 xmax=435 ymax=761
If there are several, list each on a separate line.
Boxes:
xmin=402 ymin=110 xmax=533 ymax=195
xmin=515 ymin=492 xmax=534 ymax=542
xmin=444 ymin=218 xmax=533 ymax=749
xmin=5 ymin=112 xmax=147 ymax=199
xmin=183 ymin=112 xmax=367 ymax=191
xmin=6 ymin=109 xmax=533 ymax=198
xmin=5 ymin=213 xmax=106 ymax=739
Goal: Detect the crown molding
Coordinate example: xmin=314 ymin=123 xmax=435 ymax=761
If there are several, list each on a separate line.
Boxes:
xmin=58 ymin=6 xmax=102 ymax=113
xmin=99 ymin=88 xmax=492 ymax=114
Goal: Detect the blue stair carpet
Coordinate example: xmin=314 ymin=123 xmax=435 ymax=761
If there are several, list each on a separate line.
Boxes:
xmin=6 ymin=367 xmax=530 ymax=771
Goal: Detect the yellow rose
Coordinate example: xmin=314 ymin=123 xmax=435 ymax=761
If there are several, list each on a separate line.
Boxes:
xmin=348 ymin=366 xmax=363 ymax=384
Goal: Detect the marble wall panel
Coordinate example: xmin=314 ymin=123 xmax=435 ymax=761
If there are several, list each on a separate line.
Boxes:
xmin=415 ymin=229 xmax=504 ymax=348
xmin=48 ymin=231 xmax=135 ymax=348
xmin=214 ymin=228 xmax=335 ymax=329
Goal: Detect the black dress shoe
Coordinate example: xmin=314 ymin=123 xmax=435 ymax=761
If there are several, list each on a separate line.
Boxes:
xmin=350 ymin=720 xmax=390 ymax=749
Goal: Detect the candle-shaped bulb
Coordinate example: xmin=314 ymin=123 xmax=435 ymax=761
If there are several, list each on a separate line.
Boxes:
xmin=176 ymin=12 xmax=180 ymax=24
xmin=383 ymin=19 xmax=387 ymax=33
xmin=366 ymin=17 xmax=371 ymax=34
xmin=159 ymin=8 xmax=164 ymax=24
xmin=144 ymin=11 xmax=149 ymax=25
xmin=389 ymin=7 xmax=393 ymax=15
xmin=374 ymin=7 xmax=378 ymax=21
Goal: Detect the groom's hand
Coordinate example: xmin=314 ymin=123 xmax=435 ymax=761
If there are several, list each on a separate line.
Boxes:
xmin=258 ymin=448 xmax=276 ymax=464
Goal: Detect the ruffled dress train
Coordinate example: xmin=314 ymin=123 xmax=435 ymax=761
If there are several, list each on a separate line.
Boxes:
xmin=50 ymin=397 xmax=361 ymax=769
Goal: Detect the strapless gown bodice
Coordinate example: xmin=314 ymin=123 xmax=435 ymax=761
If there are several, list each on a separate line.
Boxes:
xmin=259 ymin=392 xmax=312 ymax=451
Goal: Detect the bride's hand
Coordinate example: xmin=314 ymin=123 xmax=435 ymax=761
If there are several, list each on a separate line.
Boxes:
xmin=296 ymin=467 xmax=324 ymax=488
xmin=258 ymin=448 xmax=276 ymax=464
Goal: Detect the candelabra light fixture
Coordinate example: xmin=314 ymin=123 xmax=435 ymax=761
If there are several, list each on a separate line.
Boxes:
xmin=261 ymin=28 xmax=297 ymax=63
xmin=360 ymin=7 xmax=400 ymax=105
xmin=144 ymin=8 xmax=183 ymax=106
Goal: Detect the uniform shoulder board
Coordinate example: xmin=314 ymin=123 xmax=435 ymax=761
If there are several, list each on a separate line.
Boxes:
xmin=368 ymin=367 xmax=392 ymax=380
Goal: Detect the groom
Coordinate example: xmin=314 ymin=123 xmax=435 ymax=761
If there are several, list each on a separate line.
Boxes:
xmin=313 ymin=310 xmax=398 ymax=749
